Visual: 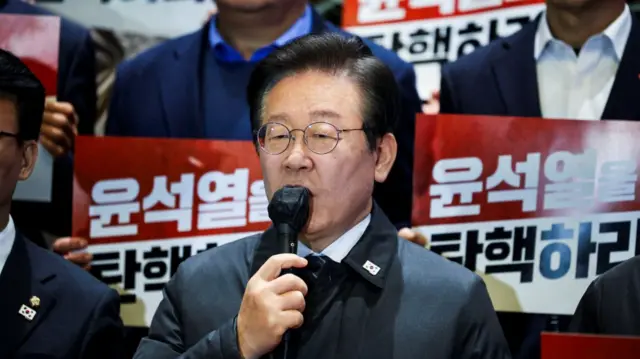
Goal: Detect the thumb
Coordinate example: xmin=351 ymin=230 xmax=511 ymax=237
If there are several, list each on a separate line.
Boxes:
xmin=398 ymin=227 xmax=415 ymax=240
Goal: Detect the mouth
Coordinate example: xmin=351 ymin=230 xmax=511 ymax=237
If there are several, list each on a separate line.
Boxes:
xmin=283 ymin=184 xmax=314 ymax=196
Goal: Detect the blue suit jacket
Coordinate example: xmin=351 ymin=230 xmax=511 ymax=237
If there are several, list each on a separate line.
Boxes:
xmin=1 ymin=0 xmax=98 ymax=242
xmin=438 ymin=12 xmax=640 ymax=359
xmin=0 ymin=232 xmax=123 ymax=358
xmin=105 ymin=9 xmax=422 ymax=230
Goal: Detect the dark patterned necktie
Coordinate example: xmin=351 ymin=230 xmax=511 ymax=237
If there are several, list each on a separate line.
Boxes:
xmin=296 ymin=255 xmax=348 ymax=326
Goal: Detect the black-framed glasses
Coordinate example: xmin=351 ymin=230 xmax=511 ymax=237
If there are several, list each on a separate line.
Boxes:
xmin=256 ymin=122 xmax=367 ymax=155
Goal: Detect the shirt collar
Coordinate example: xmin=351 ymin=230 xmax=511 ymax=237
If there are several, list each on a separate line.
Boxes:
xmin=251 ymin=202 xmax=398 ymax=289
xmin=208 ymin=4 xmax=313 ymax=63
xmin=297 ymin=214 xmax=371 ymax=263
xmin=0 ymin=216 xmax=17 ymax=277
xmin=534 ymin=4 xmax=632 ymax=61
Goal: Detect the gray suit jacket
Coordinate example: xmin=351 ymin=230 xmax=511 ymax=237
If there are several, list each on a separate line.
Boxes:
xmin=134 ymin=204 xmax=510 ymax=359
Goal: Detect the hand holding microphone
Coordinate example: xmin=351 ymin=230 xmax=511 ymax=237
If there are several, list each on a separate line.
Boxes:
xmin=237 ymin=254 xmax=308 ymax=359
xmin=237 ymin=185 xmax=311 ymax=359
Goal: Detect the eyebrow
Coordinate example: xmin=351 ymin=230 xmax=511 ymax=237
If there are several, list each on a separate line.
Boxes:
xmin=265 ymin=113 xmax=290 ymax=123
xmin=265 ymin=110 xmax=342 ymax=123
xmin=309 ymin=109 xmax=342 ymax=121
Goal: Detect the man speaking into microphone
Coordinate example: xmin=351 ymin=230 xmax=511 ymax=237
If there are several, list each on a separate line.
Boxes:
xmin=133 ymin=33 xmax=509 ymax=359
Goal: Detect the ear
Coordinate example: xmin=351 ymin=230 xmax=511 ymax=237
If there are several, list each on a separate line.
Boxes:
xmin=18 ymin=140 xmax=38 ymax=181
xmin=374 ymin=132 xmax=397 ymax=183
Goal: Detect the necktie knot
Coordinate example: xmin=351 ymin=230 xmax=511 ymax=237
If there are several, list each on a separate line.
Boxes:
xmin=305 ymin=254 xmax=331 ymax=279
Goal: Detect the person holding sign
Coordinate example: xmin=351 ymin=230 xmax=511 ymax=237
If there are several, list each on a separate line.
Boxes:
xmin=431 ymin=0 xmax=639 ymax=358
xmin=0 ymin=48 xmax=122 ymax=359
xmin=133 ymin=33 xmax=509 ymax=359
xmin=105 ymin=0 xmax=421 ymax=236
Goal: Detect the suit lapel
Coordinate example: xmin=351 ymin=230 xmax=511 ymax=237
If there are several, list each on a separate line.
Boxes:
xmin=602 ymin=16 xmax=640 ymax=121
xmin=0 ymin=233 xmax=56 ymax=358
xmin=491 ymin=17 xmax=542 ymax=118
xmin=159 ymin=27 xmax=207 ymax=138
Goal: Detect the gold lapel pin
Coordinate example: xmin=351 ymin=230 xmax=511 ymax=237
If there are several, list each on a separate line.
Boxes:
xmin=29 ymin=296 xmax=40 ymax=308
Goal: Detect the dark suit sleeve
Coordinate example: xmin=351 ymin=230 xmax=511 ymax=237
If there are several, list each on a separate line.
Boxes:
xmin=439 ymin=65 xmax=458 ymax=115
xmin=568 ymin=279 xmax=601 ymax=334
xmin=79 ymin=288 xmax=125 ymax=359
xmin=374 ymin=63 xmax=421 ymax=229
xmin=134 ymin=267 xmax=243 ymax=359
xmin=60 ymin=29 xmax=98 ymax=136
xmin=455 ymin=276 xmax=511 ymax=359
xmin=104 ymin=64 xmax=128 ymax=136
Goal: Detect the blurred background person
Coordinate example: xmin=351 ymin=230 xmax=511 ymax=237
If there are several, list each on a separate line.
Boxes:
xmin=105 ymin=0 xmax=421 ymax=236
xmin=435 ymin=0 xmax=639 ymax=358
xmin=569 ymin=254 xmax=640 ymax=335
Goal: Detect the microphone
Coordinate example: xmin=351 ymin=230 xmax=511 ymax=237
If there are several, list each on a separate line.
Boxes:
xmin=267 ymin=185 xmax=311 ymax=359
xmin=268 ymin=185 xmax=311 ymax=256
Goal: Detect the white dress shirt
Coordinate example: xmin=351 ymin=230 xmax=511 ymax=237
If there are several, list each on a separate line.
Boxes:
xmin=0 ymin=216 xmax=17 ymax=277
xmin=297 ymin=214 xmax=372 ymax=263
xmin=535 ymin=5 xmax=632 ymax=120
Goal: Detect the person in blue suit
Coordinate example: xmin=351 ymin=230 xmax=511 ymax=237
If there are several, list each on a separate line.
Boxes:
xmin=105 ymin=0 xmax=421 ymax=232
xmin=1 ymin=0 xmax=98 ymax=268
xmin=437 ymin=0 xmax=638 ymax=358
xmin=0 ymin=48 xmax=122 ymax=359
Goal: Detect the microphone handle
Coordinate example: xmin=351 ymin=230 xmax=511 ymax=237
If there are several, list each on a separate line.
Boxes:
xmin=277 ymin=224 xmax=298 ymax=359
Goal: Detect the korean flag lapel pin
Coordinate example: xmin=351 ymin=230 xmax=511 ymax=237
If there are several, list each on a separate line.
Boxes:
xmin=363 ymin=260 xmax=381 ymax=276
xmin=18 ymin=296 xmax=40 ymax=321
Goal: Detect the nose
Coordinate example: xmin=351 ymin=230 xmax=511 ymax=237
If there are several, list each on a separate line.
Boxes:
xmin=283 ymin=133 xmax=312 ymax=172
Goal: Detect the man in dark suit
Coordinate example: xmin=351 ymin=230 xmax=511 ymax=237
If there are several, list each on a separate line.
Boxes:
xmin=0 ymin=48 xmax=122 ymax=359
xmin=1 ymin=0 xmax=98 ymax=268
xmin=436 ymin=0 xmax=637 ymax=357
xmin=568 ymin=255 xmax=640 ymax=335
xmin=105 ymin=0 xmax=420 ymax=232
xmin=133 ymin=33 xmax=509 ymax=359
xmin=439 ymin=0 xmax=638 ymax=121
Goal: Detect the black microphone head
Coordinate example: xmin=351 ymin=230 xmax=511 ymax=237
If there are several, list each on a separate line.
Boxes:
xmin=268 ymin=185 xmax=311 ymax=232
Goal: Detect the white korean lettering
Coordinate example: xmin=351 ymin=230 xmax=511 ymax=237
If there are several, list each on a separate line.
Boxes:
xmin=430 ymin=157 xmax=484 ymax=218
xmin=89 ymin=178 xmax=141 ymax=238
xmin=486 ymin=153 xmax=540 ymax=211
xmin=457 ymin=0 xmax=502 ymax=12
xmin=357 ymin=0 xmax=406 ymax=24
xmin=597 ymin=160 xmax=637 ymax=203
xmin=408 ymin=0 xmax=454 ymax=15
xmin=249 ymin=180 xmax=270 ymax=223
xmin=543 ymin=150 xmax=597 ymax=210
xmin=197 ymin=169 xmax=249 ymax=230
xmin=142 ymin=174 xmax=195 ymax=232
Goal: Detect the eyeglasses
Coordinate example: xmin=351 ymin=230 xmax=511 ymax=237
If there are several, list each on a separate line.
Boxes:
xmin=256 ymin=122 xmax=367 ymax=155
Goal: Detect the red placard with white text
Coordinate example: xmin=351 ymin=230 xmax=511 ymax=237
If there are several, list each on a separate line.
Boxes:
xmin=73 ymin=136 xmax=269 ymax=326
xmin=412 ymin=114 xmax=640 ymax=315
xmin=0 ymin=14 xmax=59 ymax=97
xmin=342 ymin=0 xmax=545 ymax=107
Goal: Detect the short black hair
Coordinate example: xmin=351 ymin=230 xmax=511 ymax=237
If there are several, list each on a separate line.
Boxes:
xmin=0 ymin=48 xmax=45 ymax=141
xmin=247 ymin=32 xmax=400 ymax=151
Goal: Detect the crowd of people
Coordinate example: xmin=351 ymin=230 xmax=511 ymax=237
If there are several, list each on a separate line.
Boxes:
xmin=0 ymin=0 xmax=638 ymax=358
